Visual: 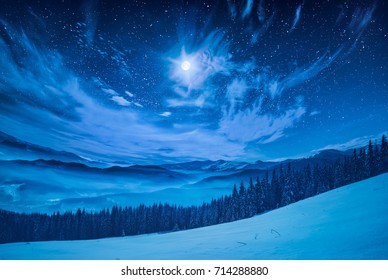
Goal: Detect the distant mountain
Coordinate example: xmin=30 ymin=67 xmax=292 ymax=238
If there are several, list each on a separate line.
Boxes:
xmin=240 ymin=160 xmax=282 ymax=170
xmin=182 ymin=168 xmax=269 ymax=191
xmin=0 ymin=131 xmax=103 ymax=166
xmin=314 ymin=149 xmax=354 ymax=159
xmin=1 ymin=130 xmax=356 ymax=173
xmin=161 ymin=149 xmax=353 ymax=174
xmin=181 ymin=149 xmax=355 ymax=190
xmin=0 ymin=130 xmax=363 ymax=214
xmin=161 ymin=159 xmax=249 ymax=172
xmin=0 ymin=158 xmax=191 ymax=213
xmin=0 ymin=159 xmax=188 ymax=180
xmin=280 ymin=149 xmax=353 ymax=170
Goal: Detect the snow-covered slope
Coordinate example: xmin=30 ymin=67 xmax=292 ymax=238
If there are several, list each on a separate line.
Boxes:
xmin=1 ymin=173 xmax=387 ymax=260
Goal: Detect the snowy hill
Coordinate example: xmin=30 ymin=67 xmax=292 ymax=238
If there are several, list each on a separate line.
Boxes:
xmin=1 ymin=173 xmax=387 ymax=260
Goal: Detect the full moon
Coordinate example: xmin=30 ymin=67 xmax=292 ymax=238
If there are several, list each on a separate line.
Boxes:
xmin=181 ymin=60 xmax=191 ymax=71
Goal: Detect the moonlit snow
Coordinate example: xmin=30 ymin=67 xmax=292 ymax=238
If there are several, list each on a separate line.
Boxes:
xmin=1 ymin=173 xmax=387 ymax=260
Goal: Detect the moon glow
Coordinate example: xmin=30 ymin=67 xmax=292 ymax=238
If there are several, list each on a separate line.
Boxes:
xmin=181 ymin=60 xmax=191 ymax=71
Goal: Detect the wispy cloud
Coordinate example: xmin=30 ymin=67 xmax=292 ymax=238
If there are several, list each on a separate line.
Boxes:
xmin=102 ymin=88 xmax=118 ymax=95
xmin=111 ymin=96 xmax=131 ymax=106
xmin=159 ymin=112 xmax=172 ymax=117
xmin=267 ymin=49 xmax=342 ymax=98
xmin=82 ymin=0 xmax=99 ymax=46
xmin=310 ymin=110 xmax=320 ymax=116
xmin=336 ymin=5 xmax=346 ymax=24
xmin=257 ymin=0 xmax=266 ymax=23
xmin=226 ymin=0 xmax=274 ymax=44
xmin=224 ymin=79 xmax=249 ymax=113
xmin=125 ymin=91 xmax=134 ymax=97
xmin=314 ymin=132 xmax=387 ymax=152
xmin=348 ymin=4 xmax=376 ymax=34
xmin=251 ymin=12 xmax=275 ymax=44
xmin=290 ymin=5 xmax=302 ymax=32
xmin=0 ymin=22 xmax=81 ymax=121
xmin=344 ymin=4 xmax=376 ymax=55
xmin=242 ymin=0 xmax=254 ymax=19
xmin=167 ymin=94 xmax=207 ymax=108
xmin=226 ymin=0 xmax=237 ymax=18
xmin=218 ymin=96 xmax=306 ymax=144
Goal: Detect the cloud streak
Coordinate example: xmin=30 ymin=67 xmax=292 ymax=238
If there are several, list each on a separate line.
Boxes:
xmin=348 ymin=4 xmax=376 ymax=34
xmin=226 ymin=0 xmax=237 ymax=18
xmin=111 ymin=96 xmax=131 ymax=106
xmin=242 ymin=0 xmax=254 ymax=19
xmin=267 ymin=48 xmax=342 ymax=98
xmin=290 ymin=5 xmax=302 ymax=32
xmin=251 ymin=12 xmax=275 ymax=44
xmin=257 ymin=0 xmax=266 ymax=23
xmin=218 ymin=93 xmax=306 ymax=144
xmin=0 ymin=22 xmax=81 ymax=121
xmin=82 ymin=0 xmax=99 ymax=46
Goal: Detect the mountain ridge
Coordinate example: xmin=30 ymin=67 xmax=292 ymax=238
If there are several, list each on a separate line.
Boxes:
xmin=0 ymin=130 xmax=358 ymax=171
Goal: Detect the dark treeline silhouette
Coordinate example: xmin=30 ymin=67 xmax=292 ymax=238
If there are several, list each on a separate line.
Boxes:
xmin=1 ymin=135 xmax=387 ymax=244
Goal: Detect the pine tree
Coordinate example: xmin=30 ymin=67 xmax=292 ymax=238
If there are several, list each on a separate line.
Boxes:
xmin=238 ymin=181 xmax=246 ymax=218
xmin=246 ymin=178 xmax=256 ymax=217
xmin=374 ymin=141 xmax=380 ymax=175
xmin=281 ymin=163 xmax=295 ymax=206
xmin=358 ymin=148 xmax=367 ymax=180
xmin=271 ymin=169 xmax=281 ymax=208
xmin=381 ymin=134 xmax=388 ymax=172
xmin=367 ymin=140 xmax=377 ymax=177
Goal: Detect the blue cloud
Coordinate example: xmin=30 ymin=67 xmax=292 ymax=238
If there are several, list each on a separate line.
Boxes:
xmin=257 ymin=0 xmax=266 ymax=23
xmin=218 ymin=88 xmax=306 ymax=144
xmin=226 ymin=0 xmax=237 ymax=18
xmin=242 ymin=0 xmax=254 ymax=19
xmin=290 ymin=5 xmax=302 ymax=32
xmin=82 ymin=0 xmax=99 ymax=46
xmin=0 ymin=21 xmax=82 ymax=121
xmin=267 ymin=48 xmax=343 ymax=98
xmin=251 ymin=12 xmax=275 ymax=44
xmin=348 ymin=4 xmax=376 ymax=34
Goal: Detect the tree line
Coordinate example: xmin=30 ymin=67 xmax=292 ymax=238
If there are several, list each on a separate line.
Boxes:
xmin=0 ymin=135 xmax=387 ymax=244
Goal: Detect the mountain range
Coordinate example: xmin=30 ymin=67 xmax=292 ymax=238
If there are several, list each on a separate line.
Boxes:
xmin=0 ymin=131 xmax=354 ymax=213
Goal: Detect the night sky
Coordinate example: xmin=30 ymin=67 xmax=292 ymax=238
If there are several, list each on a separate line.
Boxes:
xmin=0 ymin=0 xmax=387 ymax=164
